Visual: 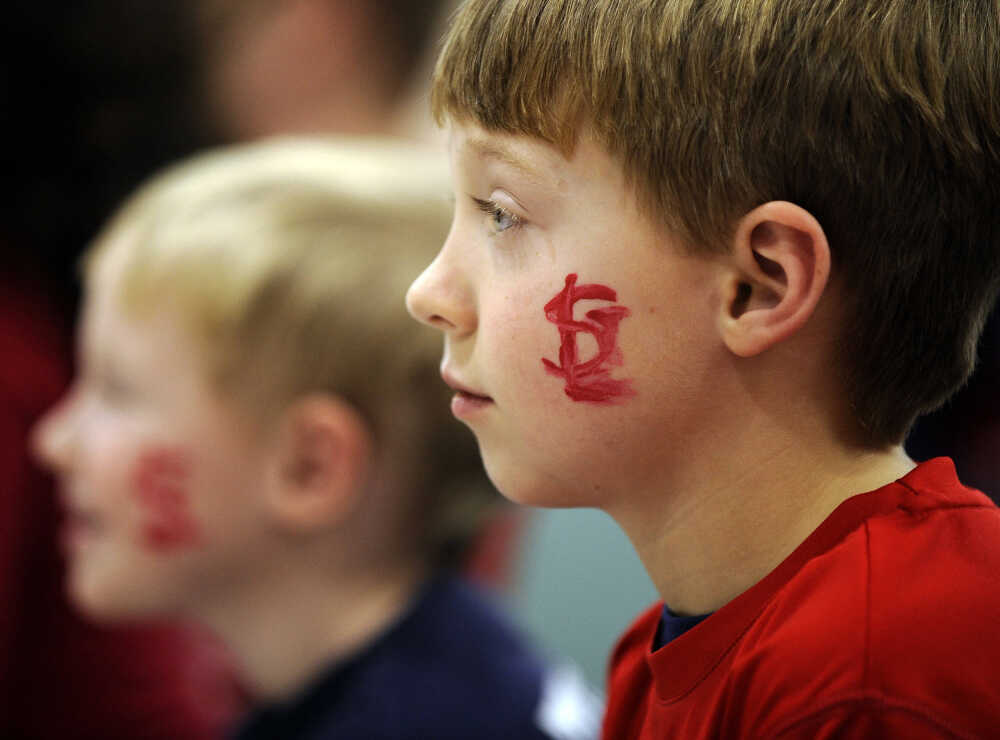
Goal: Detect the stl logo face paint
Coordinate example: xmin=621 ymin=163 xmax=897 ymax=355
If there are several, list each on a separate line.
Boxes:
xmin=132 ymin=449 xmax=202 ymax=550
xmin=542 ymin=273 xmax=636 ymax=403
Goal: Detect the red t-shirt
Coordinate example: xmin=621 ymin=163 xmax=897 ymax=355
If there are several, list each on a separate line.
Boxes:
xmin=1 ymin=273 xmax=244 ymax=738
xmin=603 ymin=458 xmax=1000 ymax=739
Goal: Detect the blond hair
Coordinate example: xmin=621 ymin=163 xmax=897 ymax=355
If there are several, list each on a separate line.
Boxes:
xmin=433 ymin=0 xmax=1000 ymax=446
xmin=87 ymin=137 xmax=500 ymax=567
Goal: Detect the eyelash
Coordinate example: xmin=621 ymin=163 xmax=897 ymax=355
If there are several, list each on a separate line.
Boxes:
xmin=473 ymin=197 xmax=522 ymax=234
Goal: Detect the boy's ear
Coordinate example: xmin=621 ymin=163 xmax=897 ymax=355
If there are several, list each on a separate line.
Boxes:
xmin=265 ymin=394 xmax=373 ymax=532
xmin=717 ymin=201 xmax=831 ymax=357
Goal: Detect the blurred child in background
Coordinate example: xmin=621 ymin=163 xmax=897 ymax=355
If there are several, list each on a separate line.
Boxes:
xmin=33 ymin=138 xmax=599 ymax=740
xmin=197 ymin=0 xmax=455 ymax=142
xmin=1 ymin=2 xmax=242 ymax=735
xmin=0 ymin=1 xmax=487 ymax=732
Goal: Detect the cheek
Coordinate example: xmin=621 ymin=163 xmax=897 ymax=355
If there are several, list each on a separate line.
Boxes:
xmin=130 ymin=447 xmax=204 ymax=552
xmin=539 ymin=272 xmax=637 ymax=405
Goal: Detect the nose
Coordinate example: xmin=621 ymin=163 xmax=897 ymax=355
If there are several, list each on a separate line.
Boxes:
xmin=406 ymin=240 xmax=477 ymax=336
xmin=31 ymin=385 xmax=80 ymax=474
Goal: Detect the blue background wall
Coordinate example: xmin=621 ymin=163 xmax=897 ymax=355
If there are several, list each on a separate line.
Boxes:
xmin=506 ymin=508 xmax=658 ymax=691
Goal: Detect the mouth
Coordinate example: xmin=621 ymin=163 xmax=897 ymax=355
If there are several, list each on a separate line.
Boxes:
xmin=454 ymin=388 xmax=493 ymax=403
xmin=61 ymin=508 xmax=103 ymax=553
xmin=451 ymin=390 xmax=494 ymax=418
xmin=58 ymin=490 xmax=104 ymax=548
xmin=442 ymin=371 xmax=491 ymax=399
xmin=441 ymin=371 xmax=494 ymax=417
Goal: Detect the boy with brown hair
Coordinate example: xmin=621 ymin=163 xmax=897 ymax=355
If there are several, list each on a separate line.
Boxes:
xmin=406 ymin=0 xmax=1000 ymax=736
xmin=32 ymin=138 xmax=599 ymax=740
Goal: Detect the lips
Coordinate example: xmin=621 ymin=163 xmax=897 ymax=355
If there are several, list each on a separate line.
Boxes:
xmin=455 ymin=388 xmax=492 ymax=402
xmin=442 ymin=370 xmax=493 ymax=418
xmin=441 ymin=371 xmax=492 ymax=402
xmin=57 ymin=486 xmax=101 ymax=541
xmin=61 ymin=506 xmax=104 ymax=554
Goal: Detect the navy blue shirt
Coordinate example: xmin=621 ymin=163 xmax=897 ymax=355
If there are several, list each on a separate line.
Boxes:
xmin=231 ymin=576 xmax=565 ymax=740
xmin=653 ymin=605 xmax=711 ymax=651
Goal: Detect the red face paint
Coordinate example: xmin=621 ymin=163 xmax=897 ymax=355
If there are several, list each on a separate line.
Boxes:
xmin=131 ymin=448 xmax=202 ymax=550
xmin=542 ymin=273 xmax=636 ymax=403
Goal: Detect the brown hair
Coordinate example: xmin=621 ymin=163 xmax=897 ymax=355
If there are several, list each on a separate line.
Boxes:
xmin=432 ymin=0 xmax=1000 ymax=446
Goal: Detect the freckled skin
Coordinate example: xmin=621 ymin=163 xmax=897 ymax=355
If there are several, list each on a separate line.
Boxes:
xmin=541 ymin=273 xmax=636 ymax=403
xmin=131 ymin=448 xmax=203 ymax=550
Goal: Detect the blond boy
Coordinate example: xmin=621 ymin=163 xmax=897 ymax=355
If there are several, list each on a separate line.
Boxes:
xmin=406 ymin=1 xmax=1000 ymax=737
xmin=33 ymin=138 xmax=598 ymax=740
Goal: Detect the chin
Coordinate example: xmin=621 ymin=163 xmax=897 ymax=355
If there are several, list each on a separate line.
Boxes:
xmin=67 ymin=569 xmax=160 ymax=623
xmin=482 ymin=453 xmax=592 ymax=510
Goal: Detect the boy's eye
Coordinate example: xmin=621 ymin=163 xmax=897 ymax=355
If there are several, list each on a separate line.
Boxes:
xmin=473 ymin=197 xmax=521 ymax=233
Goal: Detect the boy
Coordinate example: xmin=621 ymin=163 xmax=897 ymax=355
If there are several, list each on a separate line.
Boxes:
xmin=32 ymin=138 xmax=599 ymax=739
xmin=406 ymin=0 xmax=1000 ymax=737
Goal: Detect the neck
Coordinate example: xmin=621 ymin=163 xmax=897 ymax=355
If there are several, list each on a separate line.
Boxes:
xmin=196 ymin=555 xmax=428 ymax=702
xmin=607 ymin=411 xmax=914 ymax=617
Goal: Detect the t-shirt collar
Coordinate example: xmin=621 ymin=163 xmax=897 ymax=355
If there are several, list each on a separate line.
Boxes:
xmin=645 ymin=457 xmax=962 ymax=703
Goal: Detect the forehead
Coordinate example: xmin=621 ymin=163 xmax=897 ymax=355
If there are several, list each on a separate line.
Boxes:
xmin=81 ymin=236 xmax=194 ymax=372
xmin=448 ymin=121 xmax=639 ymax=218
xmin=451 ymin=121 xmax=627 ymax=186
xmin=81 ymin=236 xmax=134 ymax=335
xmin=450 ymin=125 xmax=564 ymax=186
xmin=81 ymin=268 xmax=170 ymax=370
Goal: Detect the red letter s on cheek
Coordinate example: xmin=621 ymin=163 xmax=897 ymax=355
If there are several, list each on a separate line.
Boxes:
xmin=131 ymin=449 xmax=203 ymax=551
xmin=542 ymin=273 xmax=636 ymax=403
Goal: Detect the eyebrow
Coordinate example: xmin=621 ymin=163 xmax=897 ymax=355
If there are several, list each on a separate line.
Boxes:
xmin=464 ymin=135 xmax=553 ymax=187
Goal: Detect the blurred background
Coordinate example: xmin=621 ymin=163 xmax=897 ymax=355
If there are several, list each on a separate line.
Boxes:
xmin=510 ymin=510 xmax=656 ymax=687
xmin=2 ymin=0 xmax=996 ymax=734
